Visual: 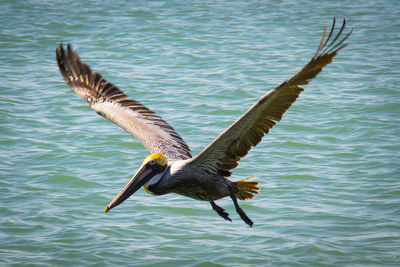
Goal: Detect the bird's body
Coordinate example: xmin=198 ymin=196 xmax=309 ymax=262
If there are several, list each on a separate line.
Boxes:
xmin=145 ymin=161 xmax=232 ymax=201
xmin=56 ymin=18 xmax=351 ymax=226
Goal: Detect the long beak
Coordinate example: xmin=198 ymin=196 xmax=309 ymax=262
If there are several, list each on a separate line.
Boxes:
xmin=104 ymin=164 xmax=154 ymax=213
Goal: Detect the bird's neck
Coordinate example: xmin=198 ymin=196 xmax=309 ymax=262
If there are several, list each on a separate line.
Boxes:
xmin=143 ymin=166 xmax=171 ymax=195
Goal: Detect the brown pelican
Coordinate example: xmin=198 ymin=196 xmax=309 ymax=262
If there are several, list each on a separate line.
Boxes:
xmin=56 ymin=18 xmax=351 ymax=226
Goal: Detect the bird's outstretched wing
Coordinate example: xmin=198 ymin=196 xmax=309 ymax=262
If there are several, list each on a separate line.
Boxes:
xmin=189 ymin=18 xmax=352 ymax=176
xmin=56 ymin=44 xmax=191 ymax=160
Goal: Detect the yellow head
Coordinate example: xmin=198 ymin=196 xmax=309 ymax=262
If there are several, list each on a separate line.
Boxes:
xmin=143 ymin=153 xmax=168 ymax=167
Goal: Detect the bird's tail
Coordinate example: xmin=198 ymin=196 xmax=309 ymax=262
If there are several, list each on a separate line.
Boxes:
xmin=235 ymin=176 xmax=259 ymax=200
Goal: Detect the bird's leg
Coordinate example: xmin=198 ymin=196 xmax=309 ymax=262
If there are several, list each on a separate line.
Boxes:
xmin=230 ymin=193 xmax=254 ymax=227
xmin=210 ymin=201 xmax=231 ymax=222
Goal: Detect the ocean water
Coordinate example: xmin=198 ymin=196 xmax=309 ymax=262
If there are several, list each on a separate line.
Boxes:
xmin=1 ymin=0 xmax=399 ymax=266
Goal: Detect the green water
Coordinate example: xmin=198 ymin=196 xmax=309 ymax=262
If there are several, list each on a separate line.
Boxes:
xmin=1 ymin=0 xmax=399 ymax=266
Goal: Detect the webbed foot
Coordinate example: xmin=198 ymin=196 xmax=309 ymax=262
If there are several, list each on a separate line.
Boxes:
xmin=230 ymin=194 xmax=254 ymax=227
xmin=210 ymin=201 xmax=232 ymax=222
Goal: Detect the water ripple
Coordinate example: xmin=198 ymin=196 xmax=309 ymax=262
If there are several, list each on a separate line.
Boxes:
xmin=1 ymin=0 xmax=399 ymax=266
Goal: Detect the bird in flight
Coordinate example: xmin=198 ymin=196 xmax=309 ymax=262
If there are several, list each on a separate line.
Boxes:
xmin=56 ymin=18 xmax=351 ymax=226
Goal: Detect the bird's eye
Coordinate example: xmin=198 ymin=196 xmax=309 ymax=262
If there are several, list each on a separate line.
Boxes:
xmin=149 ymin=160 xmax=155 ymax=165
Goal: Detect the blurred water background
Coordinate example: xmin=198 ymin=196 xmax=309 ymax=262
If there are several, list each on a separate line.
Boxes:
xmin=1 ymin=0 xmax=399 ymax=266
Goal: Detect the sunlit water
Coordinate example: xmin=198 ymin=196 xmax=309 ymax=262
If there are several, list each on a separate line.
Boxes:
xmin=1 ymin=0 xmax=399 ymax=266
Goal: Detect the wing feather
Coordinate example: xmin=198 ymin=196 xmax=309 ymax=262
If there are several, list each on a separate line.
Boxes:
xmin=189 ymin=18 xmax=352 ymax=176
xmin=56 ymin=44 xmax=191 ymax=160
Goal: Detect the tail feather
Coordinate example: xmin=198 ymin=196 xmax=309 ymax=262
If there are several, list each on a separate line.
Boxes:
xmin=235 ymin=175 xmax=259 ymax=200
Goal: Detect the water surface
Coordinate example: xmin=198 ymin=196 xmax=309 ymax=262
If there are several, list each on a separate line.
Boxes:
xmin=1 ymin=0 xmax=399 ymax=266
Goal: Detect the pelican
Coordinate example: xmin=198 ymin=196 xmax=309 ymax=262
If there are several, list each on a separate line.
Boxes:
xmin=56 ymin=18 xmax=351 ymax=226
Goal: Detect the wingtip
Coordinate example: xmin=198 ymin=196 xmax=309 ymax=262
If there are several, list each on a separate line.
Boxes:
xmin=56 ymin=43 xmax=73 ymax=53
xmin=314 ymin=25 xmax=327 ymax=57
xmin=67 ymin=43 xmax=73 ymax=53
xmin=56 ymin=43 xmax=62 ymax=54
xmin=56 ymin=43 xmax=65 ymax=67
xmin=314 ymin=17 xmax=352 ymax=57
